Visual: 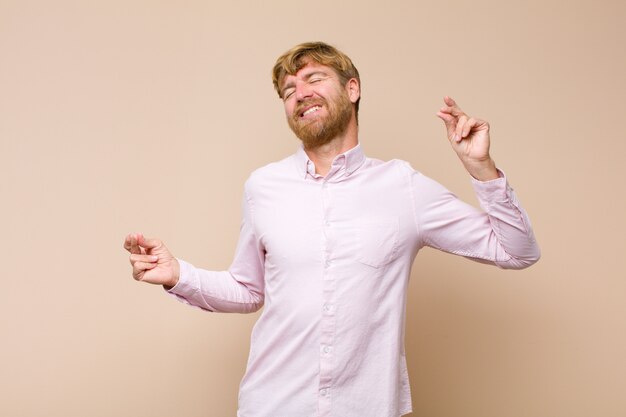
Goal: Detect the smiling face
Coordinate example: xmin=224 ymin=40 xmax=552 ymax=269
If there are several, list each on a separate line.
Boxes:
xmin=281 ymin=61 xmax=357 ymax=149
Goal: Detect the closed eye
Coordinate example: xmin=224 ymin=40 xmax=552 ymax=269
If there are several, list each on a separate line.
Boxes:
xmin=310 ymin=76 xmax=329 ymax=84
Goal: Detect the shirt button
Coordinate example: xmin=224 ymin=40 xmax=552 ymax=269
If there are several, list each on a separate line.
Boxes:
xmin=323 ymin=304 xmax=331 ymax=312
xmin=323 ymin=346 xmax=331 ymax=354
xmin=320 ymin=388 xmax=329 ymax=396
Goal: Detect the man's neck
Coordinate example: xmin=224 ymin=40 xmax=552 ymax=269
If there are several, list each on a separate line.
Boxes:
xmin=304 ymin=125 xmax=358 ymax=177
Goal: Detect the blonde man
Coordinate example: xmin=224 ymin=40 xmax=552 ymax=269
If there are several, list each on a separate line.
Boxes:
xmin=125 ymin=41 xmax=540 ymax=417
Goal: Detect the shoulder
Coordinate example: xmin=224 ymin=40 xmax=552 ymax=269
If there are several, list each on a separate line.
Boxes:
xmin=363 ymin=156 xmax=422 ymax=178
xmin=244 ymin=153 xmax=297 ymax=193
xmin=369 ymin=157 xmax=448 ymax=194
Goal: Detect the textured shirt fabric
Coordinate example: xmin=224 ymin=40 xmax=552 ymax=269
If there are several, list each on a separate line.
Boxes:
xmin=167 ymin=143 xmax=540 ymax=417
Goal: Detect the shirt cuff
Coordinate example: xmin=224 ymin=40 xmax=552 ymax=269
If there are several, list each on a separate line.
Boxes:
xmin=164 ymin=258 xmax=196 ymax=298
xmin=470 ymin=169 xmax=510 ymax=205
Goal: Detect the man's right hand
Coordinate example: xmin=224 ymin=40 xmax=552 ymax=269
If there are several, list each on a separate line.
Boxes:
xmin=123 ymin=233 xmax=180 ymax=289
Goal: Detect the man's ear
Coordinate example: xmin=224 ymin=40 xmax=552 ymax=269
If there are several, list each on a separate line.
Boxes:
xmin=346 ymin=78 xmax=360 ymax=104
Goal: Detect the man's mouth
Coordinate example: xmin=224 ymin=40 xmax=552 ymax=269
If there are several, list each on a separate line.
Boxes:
xmin=300 ymin=105 xmax=322 ymax=118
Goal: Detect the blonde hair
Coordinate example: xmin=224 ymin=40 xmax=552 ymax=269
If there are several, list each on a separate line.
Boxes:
xmin=272 ymin=42 xmax=360 ymax=114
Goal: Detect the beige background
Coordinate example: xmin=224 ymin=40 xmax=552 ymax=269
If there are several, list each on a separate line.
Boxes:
xmin=1 ymin=0 xmax=625 ymax=416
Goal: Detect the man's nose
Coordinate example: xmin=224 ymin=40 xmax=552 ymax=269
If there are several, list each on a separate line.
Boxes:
xmin=296 ymin=82 xmax=314 ymax=101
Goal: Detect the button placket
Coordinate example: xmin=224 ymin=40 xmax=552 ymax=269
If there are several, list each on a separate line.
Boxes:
xmin=318 ymin=180 xmax=335 ymax=416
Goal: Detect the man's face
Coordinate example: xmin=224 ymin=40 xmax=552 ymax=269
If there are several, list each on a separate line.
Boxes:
xmin=281 ymin=61 xmax=355 ymax=148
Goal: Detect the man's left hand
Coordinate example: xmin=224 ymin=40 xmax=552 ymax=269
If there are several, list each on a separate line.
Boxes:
xmin=436 ymin=96 xmax=499 ymax=181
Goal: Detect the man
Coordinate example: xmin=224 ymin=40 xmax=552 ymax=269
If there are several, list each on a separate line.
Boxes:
xmin=124 ymin=42 xmax=540 ymax=417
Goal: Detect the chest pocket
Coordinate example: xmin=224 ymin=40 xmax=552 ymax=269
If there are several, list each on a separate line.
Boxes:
xmin=354 ymin=217 xmax=400 ymax=268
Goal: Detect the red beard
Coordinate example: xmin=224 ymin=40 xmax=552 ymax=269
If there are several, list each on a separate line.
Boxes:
xmin=288 ymin=90 xmax=353 ymax=149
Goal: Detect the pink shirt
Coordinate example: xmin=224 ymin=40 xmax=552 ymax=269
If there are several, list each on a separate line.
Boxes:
xmin=167 ymin=144 xmax=540 ymax=417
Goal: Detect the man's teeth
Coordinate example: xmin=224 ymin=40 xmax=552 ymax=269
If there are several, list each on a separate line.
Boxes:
xmin=302 ymin=106 xmax=321 ymax=116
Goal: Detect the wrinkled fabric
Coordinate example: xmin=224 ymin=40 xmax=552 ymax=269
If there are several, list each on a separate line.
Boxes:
xmin=167 ymin=143 xmax=540 ymax=417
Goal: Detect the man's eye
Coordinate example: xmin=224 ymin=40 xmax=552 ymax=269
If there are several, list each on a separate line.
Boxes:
xmin=310 ymin=78 xmax=321 ymax=83
xmin=284 ymin=91 xmax=294 ymax=99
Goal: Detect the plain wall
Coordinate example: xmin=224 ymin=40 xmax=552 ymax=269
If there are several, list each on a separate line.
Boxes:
xmin=1 ymin=0 xmax=625 ymax=416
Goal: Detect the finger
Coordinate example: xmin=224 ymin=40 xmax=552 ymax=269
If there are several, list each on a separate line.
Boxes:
xmin=132 ymin=262 xmax=157 ymax=279
xmin=129 ymin=254 xmax=159 ymax=265
xmin=124 ymin=234 xmax=132 ymax=252
xmin=443 ymin=96 xmax=464 ymax=117
xmin=439 ymin=106 xmax=465 ymax=119
xmin=134 ymin=261 xmax=157 ymax=270
xmin=464 ymin=118 xmax=489 ymax=138
xmin=456 ymin=114 xmax=468 ymax=141
xmin=137 ymin=235 xmax=163 ymax=250
xmin=444 ymin=96 xmax=457 ymax=106
xmin=129 ymin=233 xmax=143 ymax=255
xmin=462 ymin=117 xmax=477 ymax=138
xmin=436 ymin=110 xmax=455 ymax=125
xmin=436 ymin=111 xmax=457 ymax=139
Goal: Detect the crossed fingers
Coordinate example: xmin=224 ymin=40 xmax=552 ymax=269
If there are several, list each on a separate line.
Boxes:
xmin=124 ymin=233 xmax=158 ymax=280
xmin=437 ymin=96 xmax=488 ymax=142
xmin=124 ymin=233 xmax=144 ymax=254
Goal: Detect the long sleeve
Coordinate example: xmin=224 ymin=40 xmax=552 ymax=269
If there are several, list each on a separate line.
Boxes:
xmin=165 ymin=186 xmax=266 ymax=313
xmin=410 ymin=168 xmax=540 ymax=269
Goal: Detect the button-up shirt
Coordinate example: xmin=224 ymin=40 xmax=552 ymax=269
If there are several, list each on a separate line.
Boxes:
xmin=167 ymin=143 xmax=540 ymax=417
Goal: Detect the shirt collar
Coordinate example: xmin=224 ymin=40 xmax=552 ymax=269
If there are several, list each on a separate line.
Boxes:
xmin=295 ymin=143 xmax=366 ymax=180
